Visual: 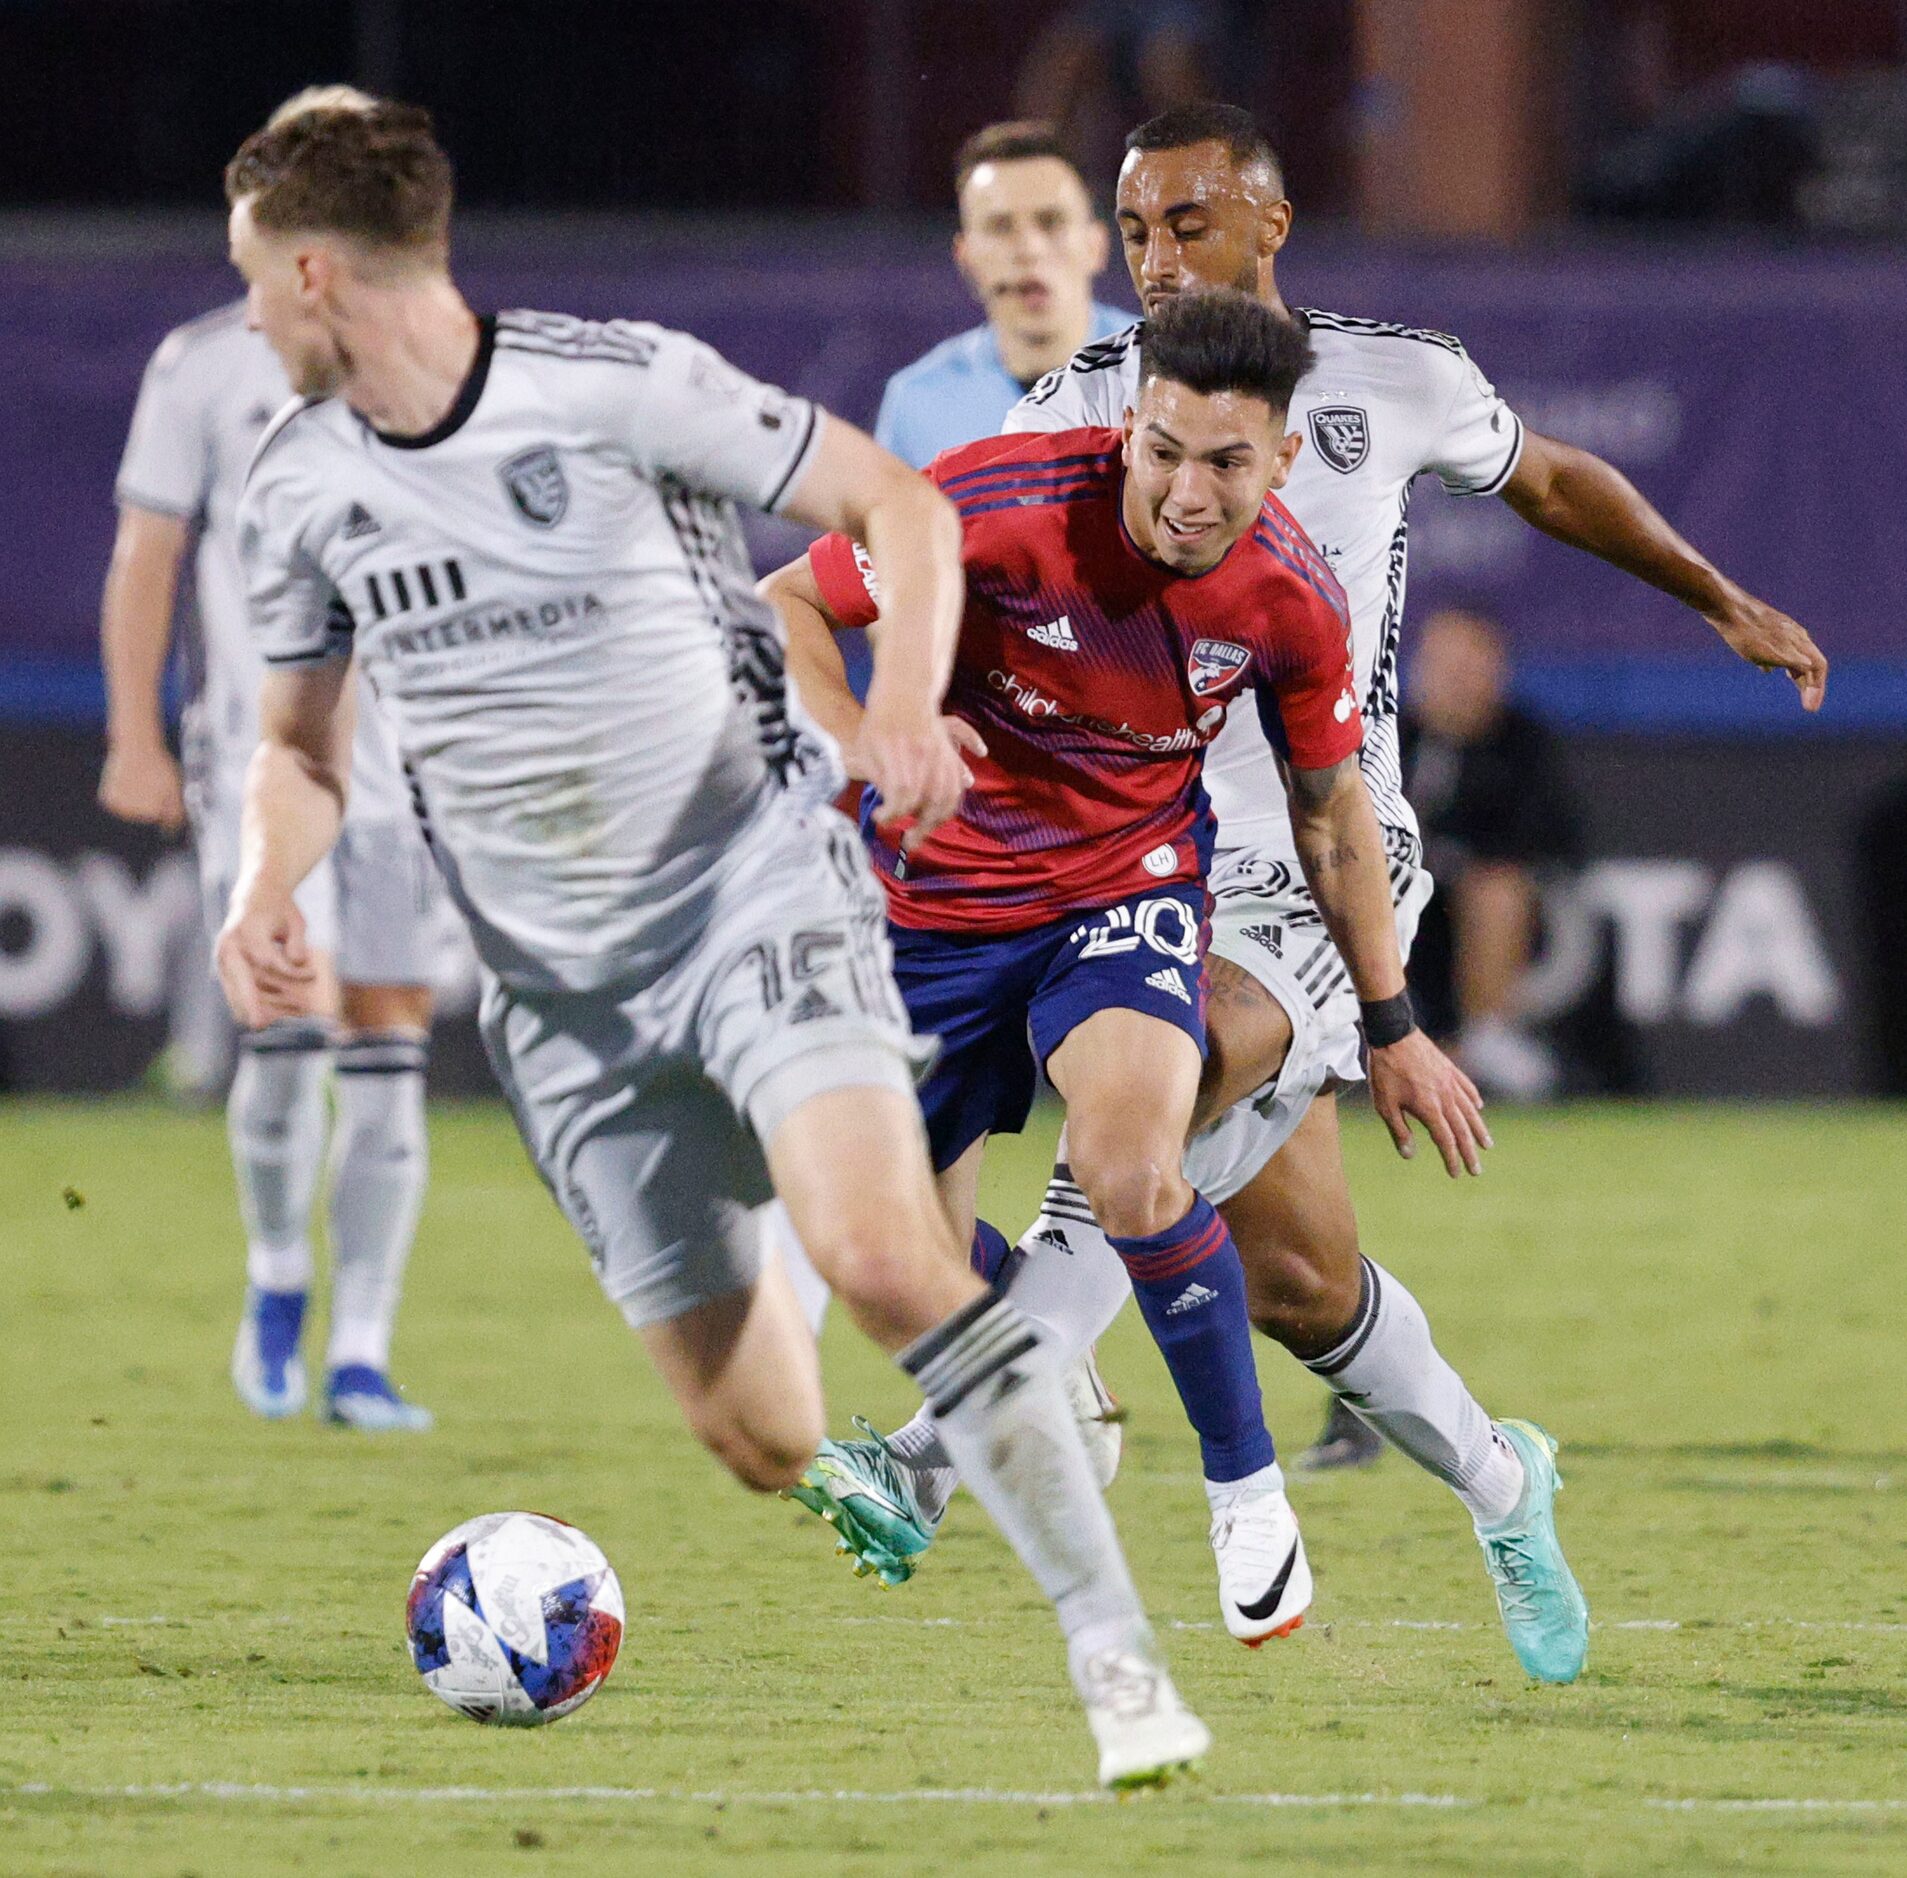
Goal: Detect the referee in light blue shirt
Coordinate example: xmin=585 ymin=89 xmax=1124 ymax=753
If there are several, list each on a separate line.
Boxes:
xmin=874 ymin=121 xmax=1131 ymax=470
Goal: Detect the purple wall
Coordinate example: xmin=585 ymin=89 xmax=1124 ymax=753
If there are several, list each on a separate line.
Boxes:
xmin=6 ymin=228 xmax=1905 ymax=702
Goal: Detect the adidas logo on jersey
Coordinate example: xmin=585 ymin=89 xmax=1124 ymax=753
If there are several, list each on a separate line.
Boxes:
xmin=1166 ymin=1282 xmax=1219 ymax=1316
xmin=1145 ymin=967 xmax=1192 ymax=1006
xmin=1028 ymin=615 xmax=1078 ymax=651
xmin=343 ymin=502 xmax=382 ymax=539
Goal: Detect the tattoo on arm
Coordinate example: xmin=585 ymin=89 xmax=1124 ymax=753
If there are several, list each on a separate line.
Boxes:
xmin=1304 ymin=839 xmax=1360 ymax=873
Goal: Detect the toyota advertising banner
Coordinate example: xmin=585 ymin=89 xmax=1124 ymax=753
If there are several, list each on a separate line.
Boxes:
xmin=1 ymin=720 xmax=1900 ymax=1097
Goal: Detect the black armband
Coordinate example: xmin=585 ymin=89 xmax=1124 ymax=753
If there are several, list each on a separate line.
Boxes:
xmin=1359 ymin=989 xmax=1417 ymax=1049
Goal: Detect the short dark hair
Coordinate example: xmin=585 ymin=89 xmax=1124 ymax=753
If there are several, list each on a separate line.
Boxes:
xmin=953 ymin=120 xmax=1083 ymax=201
xmin=1138 ymin=290 xmax=1314 ymax=419
xmin=225 ymin=101 xmax=454 ymax=258
xmin=1125 ymin=102 xmax=1284 ymax=196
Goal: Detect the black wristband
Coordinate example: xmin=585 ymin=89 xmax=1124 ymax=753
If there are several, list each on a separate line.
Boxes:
xmin=1360 ymin=989 xmax=1417 ymax=1049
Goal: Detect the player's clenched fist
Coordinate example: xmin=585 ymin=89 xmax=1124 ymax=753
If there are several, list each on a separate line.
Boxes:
xmin=216 ymin=893 xmax=319 ymax=1029
xmin=1369 ymin=1030 xmax=1492 ymax=1178
xmin=98 ymin=742 xmax=188 ymax=832
xmin=858 ymin=700 xmax=982 ymax=850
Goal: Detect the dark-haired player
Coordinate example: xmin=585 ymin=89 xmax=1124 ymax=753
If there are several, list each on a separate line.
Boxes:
xmin=979 ymin=102 xmax=1824 ymax=1684
xmin=214 ymin=93 xmax=1208 ymax=1788
xmin=765 ymin=290 xmax=1483 ymax=1644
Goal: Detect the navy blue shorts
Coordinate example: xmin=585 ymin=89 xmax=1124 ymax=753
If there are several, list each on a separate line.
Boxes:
xmin=890 ymin=887 xmax=1209 ymax=1172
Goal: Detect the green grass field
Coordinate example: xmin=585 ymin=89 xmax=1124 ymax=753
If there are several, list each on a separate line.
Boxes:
xmin=3 ymin=1097 xmax=1905 ymax=1876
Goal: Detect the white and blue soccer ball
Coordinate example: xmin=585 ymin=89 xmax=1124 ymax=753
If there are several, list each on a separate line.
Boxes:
xmin=406 ymin=1511 xmax=624 ymax=1726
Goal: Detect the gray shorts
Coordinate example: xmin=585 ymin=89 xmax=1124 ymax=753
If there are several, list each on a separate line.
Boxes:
xmin=480 ymin=800 xmax=927 ymax=1330
xmin=1185 ymin=839 xmax=1434 ymax=1200
xmin=192 ymin=761 xmax=440 ymax=986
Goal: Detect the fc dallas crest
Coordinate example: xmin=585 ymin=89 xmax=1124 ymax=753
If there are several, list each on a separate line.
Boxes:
xmin=1188 ymin=638 xmax=1250 ymax=697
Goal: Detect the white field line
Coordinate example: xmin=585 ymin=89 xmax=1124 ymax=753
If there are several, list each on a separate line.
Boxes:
xmin=6 ymin=1781 xmax=1465 ymax=1811
xmin=7 ymin=1782 xmax=1905 ymax=1819
xmin=1647 ymin=1799 xmax=1907 ymax=1815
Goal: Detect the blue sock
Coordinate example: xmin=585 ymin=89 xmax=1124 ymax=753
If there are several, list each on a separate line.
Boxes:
xmin=969 ymin=1218 xmax=1017 ymax=1288
xmin=1107 ymin=1194 xmax=1276 ymax=1483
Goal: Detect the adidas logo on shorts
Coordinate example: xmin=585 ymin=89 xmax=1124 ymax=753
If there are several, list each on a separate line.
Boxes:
xmin=1145 ymin=967 xmax=1191 ymax=1006
xmin=1166 ymin=1282 xmax=1219 ymax=1316
xmin=1028 ymin=615 xmax=1078 ymax=651
xmin=787 ymin=985 xmax=839 ymax=1023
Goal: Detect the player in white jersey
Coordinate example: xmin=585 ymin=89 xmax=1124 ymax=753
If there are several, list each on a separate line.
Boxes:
xmin=211 ymin=97 xmax=1206 ymax=1786
xmin=99 ymin=87 xmax=441 ymax=1434
xmin=857 ymin=104 xmax=1826 ymax=1687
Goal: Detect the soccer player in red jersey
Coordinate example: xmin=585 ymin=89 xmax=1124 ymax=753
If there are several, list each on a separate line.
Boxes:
xmin=763 ymin=291 xmax=1482 ymax=1641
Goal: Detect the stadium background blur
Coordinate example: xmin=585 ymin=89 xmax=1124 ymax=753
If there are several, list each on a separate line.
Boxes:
xmin=4 ymin=0 xmax=1906 ymax=1104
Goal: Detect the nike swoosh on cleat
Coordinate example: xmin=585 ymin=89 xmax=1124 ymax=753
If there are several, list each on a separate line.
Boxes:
xmin=1235 ymin=1543 xmax=1300 ymax=1621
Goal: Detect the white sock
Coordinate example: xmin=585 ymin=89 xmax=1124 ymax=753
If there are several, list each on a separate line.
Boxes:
xmin=324 ymin=1031 xmax=429 ymax=1372
xmin=760 ymin=1201 xmax=831 ymax=1339
xmin=229 ymin=1020 xmax=331 ymax=1293
xmin=883 ymin=1416 xmax=959 ymax=1524
xmin=900 ymin=1294 xmax=1149 ymax=1678
xmin=1305 ymin=1258 xmax=1525 ymax=1526
xmin=998 ymin=1152 xmax=1134 ymax=1364
xmin=1205 ymin=1460 xmax=1286 ymax=1511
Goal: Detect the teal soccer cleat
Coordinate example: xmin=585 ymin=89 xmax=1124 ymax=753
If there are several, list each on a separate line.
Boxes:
xmin=786 ymin=1418 xmax=939 ymax=1586
xmin=1476 ymin=1418 xmax=1589 ymax=1684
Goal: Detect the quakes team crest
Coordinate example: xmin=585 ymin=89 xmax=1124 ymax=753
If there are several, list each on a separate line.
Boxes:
xmin=500 ymin=446 xmax=569 ymax=526
xmin=1187 ymin=638 xmax=1250 ymax=698
xmin=1307 ymin=405 xmax=1370 ymax=475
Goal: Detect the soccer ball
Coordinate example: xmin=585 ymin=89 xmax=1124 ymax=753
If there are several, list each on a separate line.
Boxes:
xmin=406 ymin=1511 xmax=624 ymax=1726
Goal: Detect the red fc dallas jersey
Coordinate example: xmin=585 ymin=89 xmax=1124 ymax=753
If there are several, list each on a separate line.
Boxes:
xmin=810 ymin=426 xmax=1359 ymax=933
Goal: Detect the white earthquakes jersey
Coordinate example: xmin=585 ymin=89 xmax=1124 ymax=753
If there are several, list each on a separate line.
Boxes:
xmin=237 ymin=310 xmax=828 ymax=994
xmin=1007 ymin=310 xmax=1524 ymax=869
xmin=115 ymin=304 xmax=409 ymax=819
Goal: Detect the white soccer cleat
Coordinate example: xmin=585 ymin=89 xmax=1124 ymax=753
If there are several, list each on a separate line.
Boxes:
xmin=1210 ymin=1476 xmax=1312 ymax=1646
xmin=1060 ymin=1346 xmax=1125 ymax=1490
xmin=1078 ymin=1641 xmax=1212 ymax=1790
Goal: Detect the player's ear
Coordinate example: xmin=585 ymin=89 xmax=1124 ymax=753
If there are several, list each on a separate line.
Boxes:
xmin=1120 ymin=408 xmax=1137 ymax=460
xmin=952 ymin=231 xmax=980 ymax=301
xmin=1260 ymin=197 xmax=1293 ymax=259
xmin=1264 ymin=426 xmax=1303 ymax=490
xmin=1084 ymin=215 xmax=1111 ymax=278
xmin=294 ymin=242 xmax=334 ymax=306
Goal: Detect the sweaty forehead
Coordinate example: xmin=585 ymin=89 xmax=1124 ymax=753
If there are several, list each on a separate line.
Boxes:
xmin=1117 ymin=143 xmax=1259 ymax=218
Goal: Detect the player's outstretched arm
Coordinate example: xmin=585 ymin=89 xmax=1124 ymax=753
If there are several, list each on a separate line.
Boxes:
xmin=768 ymin=421 xmax=975 ymax=843
xmin=216 ymin=661 xmax=353 ymax=1028
xmin=97 ymin=504 xmax=190 ymax=831
xmin=760 ymin=556 xmax=870 ymax=761
xmin=762 ymin=549 xmax=984 ymax=841
xmin=1502 ymin=430 xmax=1828 ymax=711
xmin=1286 ymin=755 xmax=1492 ymax=1179
xmin=776 ymin=417 xmax=965 ymax=711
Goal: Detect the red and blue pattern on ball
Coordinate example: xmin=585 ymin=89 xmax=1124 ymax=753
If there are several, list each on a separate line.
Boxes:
xmin=405 ymin=1538 xmax=623 ymax=1718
